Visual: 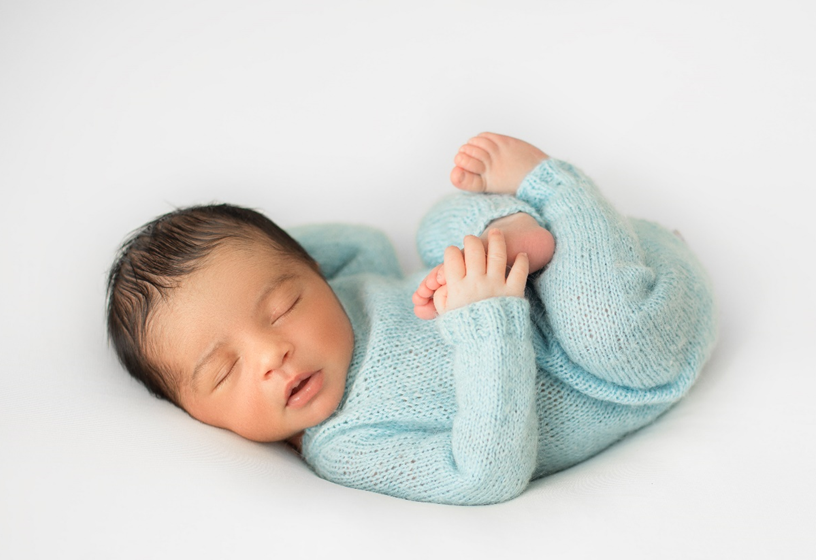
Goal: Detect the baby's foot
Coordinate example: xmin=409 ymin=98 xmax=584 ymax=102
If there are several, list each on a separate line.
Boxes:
xmin=450 ymin=132 xmax=549 ymax=194
xmin=412 ymin=213 xmax=555 ymax=319
xmin=480 ymin=213 xmax=554 ymax=273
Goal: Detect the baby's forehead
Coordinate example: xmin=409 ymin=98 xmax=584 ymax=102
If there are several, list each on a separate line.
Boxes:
xmin=151 ymin=237 xmax=303 ymax=328
xmin=217 ymin=228 xmax=285 ymax=254
xmin=196 ymin=233 xmax=298 ymax=271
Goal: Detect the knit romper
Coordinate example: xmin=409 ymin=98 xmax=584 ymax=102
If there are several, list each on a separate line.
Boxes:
xmin=292 ymin=159 xmax=717 ymax=505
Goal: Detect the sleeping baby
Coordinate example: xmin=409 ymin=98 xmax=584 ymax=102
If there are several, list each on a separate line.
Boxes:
xmin=106 ymin=133 xmax=717 ymax=505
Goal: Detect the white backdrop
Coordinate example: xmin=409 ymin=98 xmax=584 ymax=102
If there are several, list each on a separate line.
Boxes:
xmin=1 ymin=1 xmax=814 ymax=558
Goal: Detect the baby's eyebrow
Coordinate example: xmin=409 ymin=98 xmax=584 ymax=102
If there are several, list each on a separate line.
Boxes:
xmin=190 ymin=342 xmax=226 ymax=391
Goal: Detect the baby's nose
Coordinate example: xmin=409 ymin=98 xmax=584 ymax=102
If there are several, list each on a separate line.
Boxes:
xmin=258 ymin=340 xmax=293 ymax=378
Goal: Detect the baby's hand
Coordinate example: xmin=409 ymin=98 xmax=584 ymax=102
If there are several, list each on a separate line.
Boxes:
xmin=412 ymin=230 xmax=528 ymax=319
xmin=439 ymin=230 xmax=529 ymax=314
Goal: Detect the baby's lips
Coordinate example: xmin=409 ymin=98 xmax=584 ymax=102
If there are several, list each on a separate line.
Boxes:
xmin=286 ymin=371 xmax=324 ymax=409
xmin=284 ymin=370 xmax=316 ymax=401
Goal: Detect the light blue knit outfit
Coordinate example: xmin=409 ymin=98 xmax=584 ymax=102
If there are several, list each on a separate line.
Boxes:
xmin=290 ymin=159 xmax=717 ymax=506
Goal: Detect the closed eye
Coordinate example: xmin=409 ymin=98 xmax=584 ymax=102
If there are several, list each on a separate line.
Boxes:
xmin=214 ymin=359 xmax=238 ymax=390
xmin=273 ymin=295 xmax=301 ymax=324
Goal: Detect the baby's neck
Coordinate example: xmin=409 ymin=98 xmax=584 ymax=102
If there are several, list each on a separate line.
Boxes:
xmin=286 ymin=432 xmax=304 ymax=453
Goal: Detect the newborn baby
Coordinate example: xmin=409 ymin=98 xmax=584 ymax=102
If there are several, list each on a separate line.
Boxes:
xmin=107 ymin=133 xmax=717 ymax=505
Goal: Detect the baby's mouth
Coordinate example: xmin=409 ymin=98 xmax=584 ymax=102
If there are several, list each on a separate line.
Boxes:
xmin=290 ymin=377 xmax=308 ymax=396
xmin=285 ymin=371 xmax=324 ymax=408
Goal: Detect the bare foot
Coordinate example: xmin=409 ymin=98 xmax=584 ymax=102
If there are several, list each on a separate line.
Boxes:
xmin=480 ymin=213 xmax=554 ymax=273
xmin=412 ymin=213 xmax=555 ymax=319
xmin=450 ymin=132 xmax=549 ymax=194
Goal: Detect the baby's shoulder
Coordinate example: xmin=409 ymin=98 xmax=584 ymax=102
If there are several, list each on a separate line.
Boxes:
xmin=289 ymin=223 xmax=403 ymax=280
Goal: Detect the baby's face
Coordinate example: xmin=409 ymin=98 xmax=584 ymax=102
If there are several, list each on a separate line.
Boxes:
xmin=148 ymin=238 xmax=354 ymax=443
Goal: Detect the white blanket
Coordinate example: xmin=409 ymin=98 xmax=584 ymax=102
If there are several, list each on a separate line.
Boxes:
xmin=1 ymin=1 xmax=814 ymax=558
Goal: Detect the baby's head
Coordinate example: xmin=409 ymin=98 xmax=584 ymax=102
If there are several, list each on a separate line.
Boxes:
xmin=107 ymin=204 xmax=354 ymax=443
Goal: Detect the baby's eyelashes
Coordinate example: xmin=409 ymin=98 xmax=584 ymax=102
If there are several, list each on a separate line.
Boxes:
xmin=214 ymin=359 xmax=239 ymax=390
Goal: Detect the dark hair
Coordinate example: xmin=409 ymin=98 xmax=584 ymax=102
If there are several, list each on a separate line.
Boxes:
xmin=106 ymin=203 xmax=317 ymax=406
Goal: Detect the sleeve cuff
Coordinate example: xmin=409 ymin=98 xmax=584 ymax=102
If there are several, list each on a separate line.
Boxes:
xmin=517 ymin=158 xmax=582 ymax=208
xmin=437 ymin=297 xmax=531 ymax=346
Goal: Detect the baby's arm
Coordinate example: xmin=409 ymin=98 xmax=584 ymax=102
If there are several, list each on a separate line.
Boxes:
xmin=306 ymin=234 xmax=536 ymax=505
xmin=306 ymin=296 xmax=539 ymax=505
xmin=289 ymin=224 xmax=403 ymax=280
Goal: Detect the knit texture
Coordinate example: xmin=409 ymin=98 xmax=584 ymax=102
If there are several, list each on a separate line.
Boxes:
xmin=290 ymin=159 xmax=717 ymax=505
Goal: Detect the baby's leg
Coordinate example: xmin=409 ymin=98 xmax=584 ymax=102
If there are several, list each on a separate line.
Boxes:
xmin=419 ymin=132 xmax=716 ymax=399
xmin=450 ymin=132 xmax=556 ymax=271
xmin=522 ymin=162 xmax=717 ymax=393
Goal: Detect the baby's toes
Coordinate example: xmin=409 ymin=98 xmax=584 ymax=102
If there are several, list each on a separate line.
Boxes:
xmin=450 ymin=166 xmax=487 ymax=192
xmin=454 ymin=150 xmax=487 ymax=175
xmin=459 ymin=143 xmax=491 ymax=165
xmin=468 ymin=133 xmax=501 ymax=155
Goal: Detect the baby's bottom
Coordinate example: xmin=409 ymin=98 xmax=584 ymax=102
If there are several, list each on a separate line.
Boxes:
xmin=412 ymin=212 xmax=553 ymax=320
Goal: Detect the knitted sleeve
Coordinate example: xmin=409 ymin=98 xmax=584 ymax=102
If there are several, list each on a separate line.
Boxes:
xmin=519 ymin=159 xmax=718 ymax=398
xmin=288 ymin=224 xmax=403 ymax=280
xmin=306 ymin=297 xmax=539 ymax=506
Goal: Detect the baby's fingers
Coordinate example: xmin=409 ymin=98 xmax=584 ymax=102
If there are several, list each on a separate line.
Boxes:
xmin=413 ymin=300 xmax=438 ymax=320
xmin=432 ymin=284 xmax=449 ymax=316
xmin=412 ymin=264 xmax=448 ymax=314
xmin=463 ymin=235 xmax=486 ymax=276
xmin=443 ymin=245 xmax=465 ymax=283
xmin=412 ymin=264 xmax=443 ymax=303
xmin=505 ymin=252 xmax=529 ymax=297
xmin=485 ymin=229 xmax=508 ymax=280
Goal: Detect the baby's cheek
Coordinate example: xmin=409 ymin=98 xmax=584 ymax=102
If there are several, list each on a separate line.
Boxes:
xmin=224 ymin=385 xmax=266 ymax=436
